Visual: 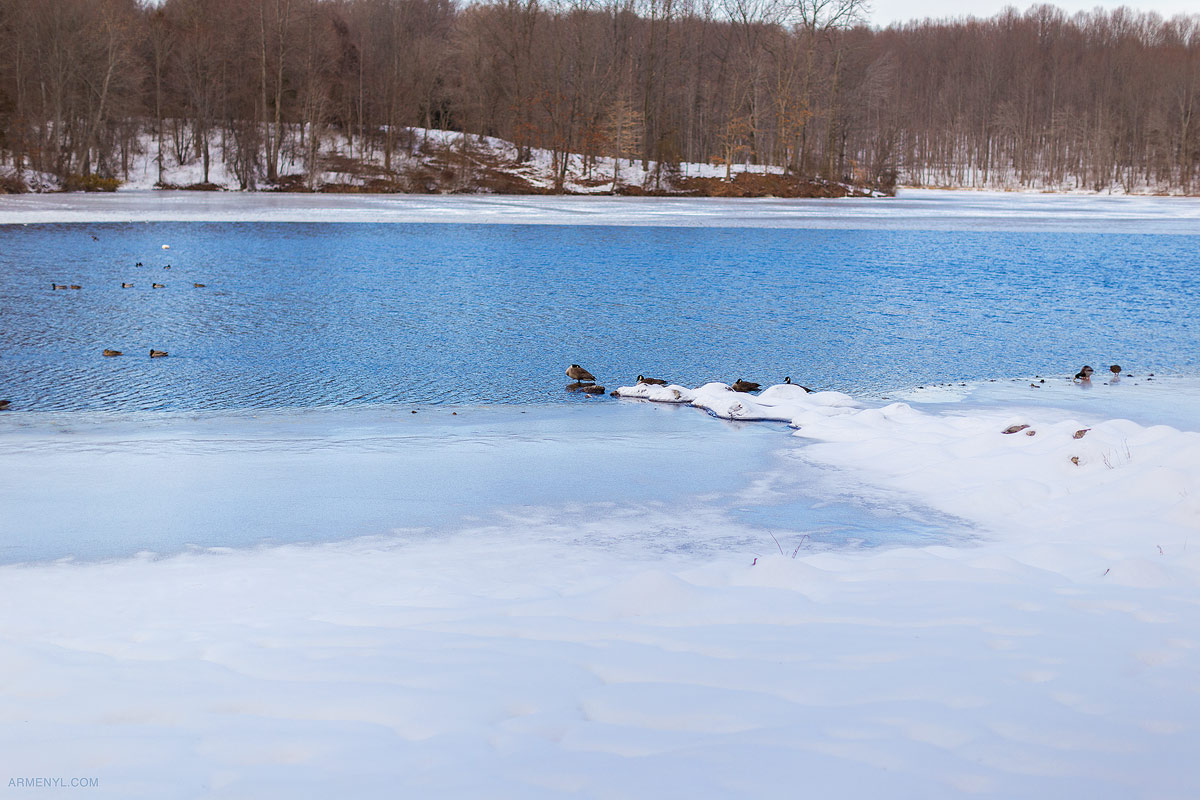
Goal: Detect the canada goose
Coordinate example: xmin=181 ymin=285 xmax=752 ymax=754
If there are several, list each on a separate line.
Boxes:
xmin=102 ymin=349 xmax=122 ymax=357
xmin=193 ymin=283 xmax=206 ymax=288
xmin=566 ymin=364 xmax=595 ymax=383
xmin=152 ymin=283 xmax=165 ymax=289
xmin=135 ymin=262 xmax=143 ymax=267
xmin=149 ymin=349 xmax=168 ymax=358
xmin=731 ymin=379 xmax=760 ymax=393
xmin=783 ymin=376 xmax=813 ymax=393
xmin=121 ymin=282 xmax=134 ymax=288
xmin=0 ymin=400 xmax=11 ymax=410
xmin=51 ymin=284 xmax=67 ymax=290
xmin=637 ymin=374 xmax=668 ymax=385
xmin=163 ymin=265 xmax=171 ymax=270
xmin=1073 ymin=365 xmax=1094 ymax=382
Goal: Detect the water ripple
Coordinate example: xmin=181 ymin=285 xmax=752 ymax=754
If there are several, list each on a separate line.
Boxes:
xmin=1 ymin=222 xmax=1198 ymax=411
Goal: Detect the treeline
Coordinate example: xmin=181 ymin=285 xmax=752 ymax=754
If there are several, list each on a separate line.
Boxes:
xmin=0 ymin=0 xmax=1197 ymax=193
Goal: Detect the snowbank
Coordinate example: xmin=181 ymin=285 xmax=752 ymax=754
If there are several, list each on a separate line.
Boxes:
xmin=615 ymin=379 xmax=863 ymax=422
xmin=2 ymin=380 xmax=1199 ymax=798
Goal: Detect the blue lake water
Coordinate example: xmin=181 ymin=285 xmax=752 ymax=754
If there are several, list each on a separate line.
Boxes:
xmin=2 ymin=222 xmax=1198 ymax=411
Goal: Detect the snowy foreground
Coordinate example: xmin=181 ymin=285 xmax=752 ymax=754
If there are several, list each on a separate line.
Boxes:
xmin=2 ymin=377 xmax=1199 ymax=798
xmin=3 ymin=188 xmax=1200 ymax=232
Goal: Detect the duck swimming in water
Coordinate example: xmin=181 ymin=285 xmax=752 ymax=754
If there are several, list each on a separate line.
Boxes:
xmin=149 ymin=349 xmax=168 ymax=358
xmin=102 ymin=349 xmax=122 ymax=357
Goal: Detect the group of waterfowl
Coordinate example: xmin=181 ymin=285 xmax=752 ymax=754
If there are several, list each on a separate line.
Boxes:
xmin=565 ymin=365 xmax=806 ymax=397
xmin=51 ymin=243 xmax=206 ymax=293
xmin=100 ymin=349 xmax=168 ymax=358
xmin=55 ymin=279 xmax=206 ymax=289
xmin=0 ymin=243 xmax=217 ymax=410
xmin=1071 ymin=364 xmax=1146 ymax=386
xmin=45 ymin=246 xmax=197 ymax=368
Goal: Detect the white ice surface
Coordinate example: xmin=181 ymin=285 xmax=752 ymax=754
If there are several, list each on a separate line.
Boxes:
xmin=3 ymin=192 xmax=1199 ymax=796
xmin=2 ymin=378 xmax=1199 ymax=798
xmin=3 ymin=189 xmax=1200 ymax=232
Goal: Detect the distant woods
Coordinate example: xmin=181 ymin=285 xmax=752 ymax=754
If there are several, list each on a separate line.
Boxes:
xmin=0 ymin=0 xmax=1198 ymax=193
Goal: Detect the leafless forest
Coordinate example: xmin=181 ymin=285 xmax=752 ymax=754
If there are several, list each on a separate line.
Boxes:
xmin=1 ymin=0 xmax=1198 ymax=193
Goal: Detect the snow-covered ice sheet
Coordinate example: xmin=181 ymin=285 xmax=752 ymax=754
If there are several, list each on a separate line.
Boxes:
xmin=2 ymin=378 xmax=1199 ymax=797
xmin=3 ymin=189 xmax=1199 ymax=232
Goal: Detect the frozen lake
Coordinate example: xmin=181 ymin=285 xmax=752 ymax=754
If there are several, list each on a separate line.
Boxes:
xmin=2 ymin=192 xmax=1199 ymax=799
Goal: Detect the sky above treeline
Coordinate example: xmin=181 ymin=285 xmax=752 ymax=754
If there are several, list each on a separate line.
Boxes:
xmin=871 ymin=0 xmax=1197 ymax=26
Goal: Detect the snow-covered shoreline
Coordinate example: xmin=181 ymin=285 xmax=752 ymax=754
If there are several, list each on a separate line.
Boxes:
xmin=2 ymin=377 xmax=1198 ymax=798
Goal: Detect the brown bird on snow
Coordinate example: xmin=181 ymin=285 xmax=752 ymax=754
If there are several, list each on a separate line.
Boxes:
xmin=731 ymin=379 xmax=761 ymax=393
xmin=637 ymin=374 xmax=668 ymax=385
xmin=149 ymin=349 xmax=168 ymax=358
xmin=566 ymin=364 xmax=595 ymax=383
xmin=1073 ymin=365 xmax=1094 ymax=383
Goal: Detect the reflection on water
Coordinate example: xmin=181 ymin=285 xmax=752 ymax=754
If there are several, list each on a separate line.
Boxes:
xmin=2 ymin=222 xmax=1198 ymax=411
